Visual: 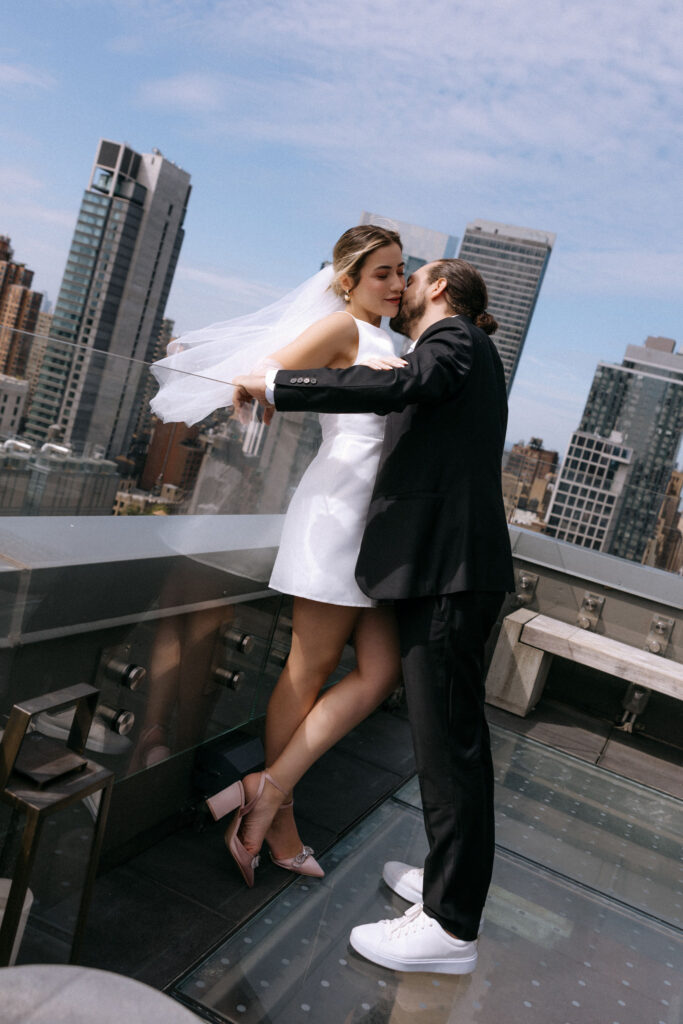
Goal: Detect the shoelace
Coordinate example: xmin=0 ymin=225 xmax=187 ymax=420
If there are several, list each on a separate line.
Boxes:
xmin=387 ymin=903 xmax=427 ymax=936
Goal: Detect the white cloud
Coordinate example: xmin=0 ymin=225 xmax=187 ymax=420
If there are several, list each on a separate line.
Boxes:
xmin=176 ymin=264 xmax=284 ymax=303
xmin=138 ymin=73 xmax=228 ymax=112
xmin=0 ymin=166 xmax=45 ymax=195
xmin=0 ymin=63 xmax=56 ymax=89
xmin=131 ymin=0 xmax=681 ymax=298
xmin=10 ymin=203 xmax=76 ymax=229
xmin=132 ymin=0 xmax=682 ymax=203
xmin=0 ymin=166 xmax=75 ymax=228
xmin=9 ymin=0 xmax=683 ymax=317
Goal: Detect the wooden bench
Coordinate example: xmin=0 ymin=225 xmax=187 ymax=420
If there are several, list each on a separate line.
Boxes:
xmin=485 ymin=608 xmax=683 ymax=718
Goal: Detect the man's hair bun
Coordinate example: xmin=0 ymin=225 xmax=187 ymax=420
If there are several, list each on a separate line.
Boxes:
xmin=474 ymin=311 xmax=498 ymax=336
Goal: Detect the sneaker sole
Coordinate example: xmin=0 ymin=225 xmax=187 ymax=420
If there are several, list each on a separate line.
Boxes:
xmin=349 ymin=934 xmax=478 ymax=975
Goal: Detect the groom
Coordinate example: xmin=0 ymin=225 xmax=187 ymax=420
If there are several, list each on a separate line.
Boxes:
xmin=235 ymin=258 xmax=514 ymax=974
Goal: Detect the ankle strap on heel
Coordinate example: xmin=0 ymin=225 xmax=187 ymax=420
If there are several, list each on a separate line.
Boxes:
xmin=241 ymin=770 xmax=289 ymax=816
xmin=264 ymin=771 xmax=288 ymax=797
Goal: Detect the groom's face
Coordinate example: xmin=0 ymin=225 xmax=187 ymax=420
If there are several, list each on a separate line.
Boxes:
xmin=389 ymin=265 xmax=430 ymax=338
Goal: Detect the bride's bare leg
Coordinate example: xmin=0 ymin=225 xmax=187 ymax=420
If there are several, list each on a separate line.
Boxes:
xmin=271 ymin=606 xmax=401 ymax=787
xmin=243 ymin=599 xmax=358 ymax=858
xmin=245 ymin=604 xmax=401 ymax=860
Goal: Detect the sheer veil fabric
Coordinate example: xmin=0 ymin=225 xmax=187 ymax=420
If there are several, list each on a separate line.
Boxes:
xmin=149 ymin=265 xmax=344 ymax=426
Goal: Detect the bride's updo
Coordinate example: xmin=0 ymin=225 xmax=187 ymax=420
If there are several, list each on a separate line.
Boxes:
xmin=331 ymin=225 xmax=402 ymax=298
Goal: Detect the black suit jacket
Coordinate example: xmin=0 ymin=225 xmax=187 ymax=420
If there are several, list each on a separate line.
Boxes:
xmin=273 ymin=315 xmax=514 ymax=600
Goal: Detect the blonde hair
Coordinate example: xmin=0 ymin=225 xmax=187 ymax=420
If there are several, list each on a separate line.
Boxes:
xmin=331 ymin=225 xmax=402 ymax=298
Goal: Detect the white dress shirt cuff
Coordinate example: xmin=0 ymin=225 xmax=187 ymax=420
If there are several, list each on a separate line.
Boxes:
xmin=264 ymin=367 xmax=277 ymax=404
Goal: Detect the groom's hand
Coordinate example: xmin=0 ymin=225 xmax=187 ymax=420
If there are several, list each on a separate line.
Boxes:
xmin=233 ymin=373 xmax=275 ymax=424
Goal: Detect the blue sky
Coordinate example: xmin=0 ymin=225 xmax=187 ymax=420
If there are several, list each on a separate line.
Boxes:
xmin=1 ymin=0 xmax=681 ymax=455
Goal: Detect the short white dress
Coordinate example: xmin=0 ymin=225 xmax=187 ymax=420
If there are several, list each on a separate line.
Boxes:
xmin=269 ymin=317 xmax=394 ymax=607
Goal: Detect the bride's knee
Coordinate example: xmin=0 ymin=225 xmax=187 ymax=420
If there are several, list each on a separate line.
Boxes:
xmin=285 ymin=647 xmax=340 ymax=688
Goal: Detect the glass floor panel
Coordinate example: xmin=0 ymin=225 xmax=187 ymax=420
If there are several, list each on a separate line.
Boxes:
xmin=398 ymin=726 xmax=683 ymax=929
xmin=173 ymin=725 xmax=683 ymax=1024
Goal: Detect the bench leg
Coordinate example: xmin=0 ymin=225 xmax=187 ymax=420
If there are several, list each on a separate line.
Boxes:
xmin=485 ymin=609 xmax=553 ymax=717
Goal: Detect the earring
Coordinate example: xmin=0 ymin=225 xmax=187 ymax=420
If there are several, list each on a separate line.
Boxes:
xmin=344 ymin=291 xmax=350 ymax=303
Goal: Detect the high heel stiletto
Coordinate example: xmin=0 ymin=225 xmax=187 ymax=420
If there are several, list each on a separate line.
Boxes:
xmin=268 ymin=799 xmax=325 ymax=878
xmin=206 ymin=771 xmax=288 ymax=888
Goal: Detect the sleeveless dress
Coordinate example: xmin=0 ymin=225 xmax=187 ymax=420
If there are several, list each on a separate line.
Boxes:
xmin=269 ymin=317 xmax=395 ymax=607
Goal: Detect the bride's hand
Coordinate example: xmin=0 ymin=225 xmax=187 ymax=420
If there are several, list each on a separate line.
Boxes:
xmin=232 ymin=373 xmax=275 ymax=425
xmin=358 ymin=355 xmax=408 ymax=371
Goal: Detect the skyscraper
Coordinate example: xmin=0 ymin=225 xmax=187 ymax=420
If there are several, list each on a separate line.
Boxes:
xmin=0 ymin=236 xmax=43 ymax=379
xmin=25 ymin=140 xmax=191 ymax=458
xmin=544 ymin=430 xmax=633 ymax=551
xmin=642 ymin=469 xmax=683 ymax=573
xmin=458 ymin=220 xmax=555 ymax=390
xmin=25 ymin=309 xmax=52 ymax=411
xmin=545 ymin=337 xmax=683 ymax=562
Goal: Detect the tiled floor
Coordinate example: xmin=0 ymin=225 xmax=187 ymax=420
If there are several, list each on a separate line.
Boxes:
xmin=172 ymin=725 xmax=683 ymax=1024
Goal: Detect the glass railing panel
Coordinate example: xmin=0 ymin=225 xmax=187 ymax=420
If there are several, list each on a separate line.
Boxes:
xmin=0 ymin=329 xmax=328 ymax=831
xmin=0 ymin=330 xmax=679 ymax=794
xmin=0 ymin=332 xmax=680 ymax=769
xmin=1 ymin=330 xmax=322 ymax=518
xmin=2 ymin=326 xmax=680 ymax=578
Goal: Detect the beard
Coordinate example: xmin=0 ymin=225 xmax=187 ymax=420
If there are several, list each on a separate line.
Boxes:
xmin=390 ymin=293 xmax=426 ymax=337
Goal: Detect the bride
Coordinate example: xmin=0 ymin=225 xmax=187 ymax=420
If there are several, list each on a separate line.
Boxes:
xmin=151 ymin=225 xmax=406 ymax=886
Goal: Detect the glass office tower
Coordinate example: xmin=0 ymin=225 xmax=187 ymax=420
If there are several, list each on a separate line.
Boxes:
xmin=458 ymin=219 xmax=555 ymax=391
xmin=545 ymin=336 xmax=683 ymax=561
xmin=25 ymin=140 xmax=191 ymax=460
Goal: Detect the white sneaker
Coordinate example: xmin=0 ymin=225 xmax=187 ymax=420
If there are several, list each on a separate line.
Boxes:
xmin=383 ymin=861 xmax=423 ymax=903
xmin=349 ymin=903 xmax=478 ymax=974
xmin=382 ymin=862 xmax=484 ymax=936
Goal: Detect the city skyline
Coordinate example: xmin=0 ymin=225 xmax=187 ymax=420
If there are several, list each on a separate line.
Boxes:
xmin=1 ymin=1 xmax=681 ymax=455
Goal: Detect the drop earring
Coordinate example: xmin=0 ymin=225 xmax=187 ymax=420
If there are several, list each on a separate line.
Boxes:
xmin=344 ymin=291 xmax=350 ymax=303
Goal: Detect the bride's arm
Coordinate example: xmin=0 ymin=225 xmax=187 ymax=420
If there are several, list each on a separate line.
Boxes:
xmin=266 ymin=311 xmax=359 ymax=371
xmin=234 ymin=311 xmax=358 ymax=422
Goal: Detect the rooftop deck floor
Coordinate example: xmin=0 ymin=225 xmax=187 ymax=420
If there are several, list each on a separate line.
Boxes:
xmin=171 ymin=721 xmax=683 ymax=1023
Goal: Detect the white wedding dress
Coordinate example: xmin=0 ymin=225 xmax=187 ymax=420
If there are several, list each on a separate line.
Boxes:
xmin=269 ymin=317 xmax=394 ymax=607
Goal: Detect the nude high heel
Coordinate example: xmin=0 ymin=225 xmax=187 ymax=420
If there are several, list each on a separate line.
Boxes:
xmin=206 ymin=771 xmax=288 ymax=888
xmin=269 ymin=846 xmax=325 ymax=877
xmin=268 ymin=799 xmax=325 ymax=878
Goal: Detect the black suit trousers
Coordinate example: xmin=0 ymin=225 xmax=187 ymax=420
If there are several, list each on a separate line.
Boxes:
xmin=394 ymin=591 xmax=504 ymax=941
